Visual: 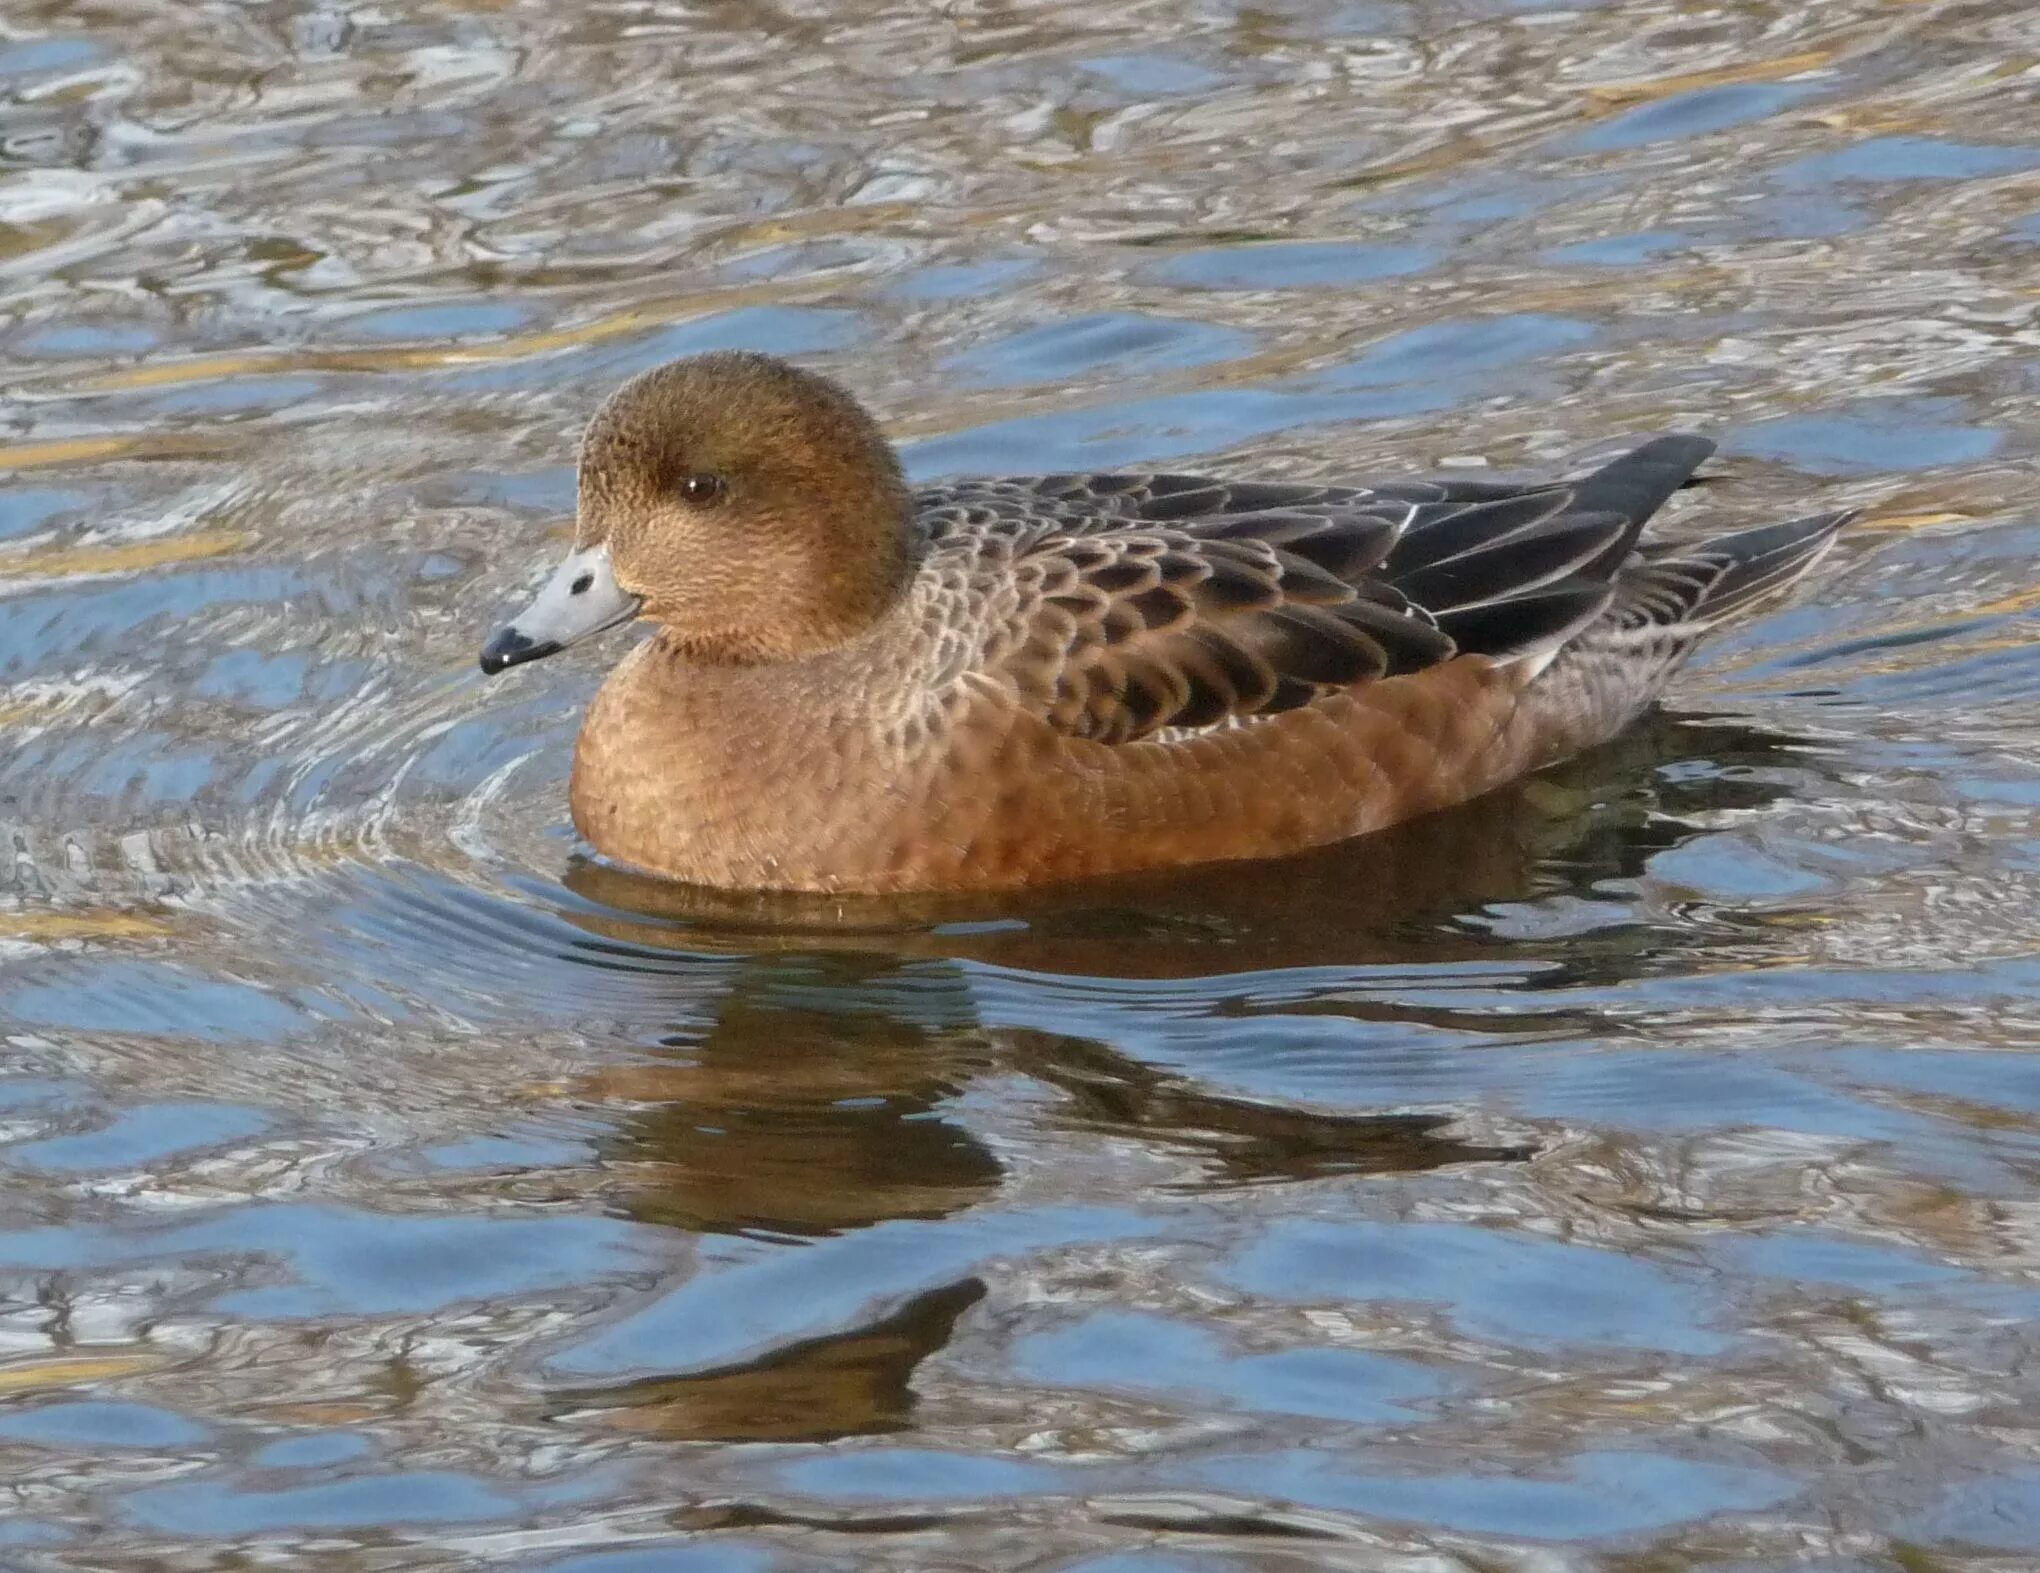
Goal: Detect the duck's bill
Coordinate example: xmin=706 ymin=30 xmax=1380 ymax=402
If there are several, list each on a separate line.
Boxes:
xmin=480 ymin=544 xmax=642 ymax=676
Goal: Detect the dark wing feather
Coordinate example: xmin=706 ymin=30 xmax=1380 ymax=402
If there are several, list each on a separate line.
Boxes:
xmin=927 ymin=435 xmax=1721 ymax=746
xmin=1431 ymin=583 xmax=1613 ymax=662
xmin=1387 ymin=512 xmax=1632 ymax=612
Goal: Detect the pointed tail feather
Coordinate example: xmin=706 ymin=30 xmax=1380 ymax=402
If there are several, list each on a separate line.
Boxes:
xmin=1569 ymin=434 xmax=1718 ymax=522
xmin=1567 ymin=435 xmax=1717 ymax=577
xmin=1638 ymin=509 xmax=1856 ymax=628
xmin=1522 ymin=507 xmax=1854 ymax=755
xmin=1699 ymin=509 xmax=1857 ymax=622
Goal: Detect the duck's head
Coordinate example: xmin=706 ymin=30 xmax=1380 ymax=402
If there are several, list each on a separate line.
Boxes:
xmin=480 ymin=351 xmax=916 ymax=675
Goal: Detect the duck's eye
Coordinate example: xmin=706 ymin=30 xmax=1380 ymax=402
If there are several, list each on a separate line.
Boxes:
xmin=681 ymin=473 xmax=727 ymax=506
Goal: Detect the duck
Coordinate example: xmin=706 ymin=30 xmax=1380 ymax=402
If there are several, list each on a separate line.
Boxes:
xmin=479 ymin=350 xmax=1853 ymax=895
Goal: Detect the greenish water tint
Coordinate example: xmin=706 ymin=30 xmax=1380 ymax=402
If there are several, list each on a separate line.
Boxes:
xmin=1 ymin=0 xmax=2037 ymax=1566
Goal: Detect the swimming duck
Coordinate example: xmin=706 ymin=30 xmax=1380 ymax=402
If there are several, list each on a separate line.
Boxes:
xmin=480 ymin=350 xmax=1852 ymax=894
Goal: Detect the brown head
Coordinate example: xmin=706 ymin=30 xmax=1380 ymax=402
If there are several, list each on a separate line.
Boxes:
xmin=480 ymin=352 xmax=917 ymax=674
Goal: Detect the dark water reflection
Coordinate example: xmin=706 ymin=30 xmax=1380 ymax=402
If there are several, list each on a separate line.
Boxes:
xmin=4 ymin=0 xmax=2040 ymax=1565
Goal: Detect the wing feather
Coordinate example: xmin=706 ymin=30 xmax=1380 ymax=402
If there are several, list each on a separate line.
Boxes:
xmin=927 ymin=436 xmax=1722 ymax=745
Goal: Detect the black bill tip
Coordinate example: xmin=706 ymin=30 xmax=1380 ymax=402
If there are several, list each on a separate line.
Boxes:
xmin=479 ymin=627 xmax=562 ymax=676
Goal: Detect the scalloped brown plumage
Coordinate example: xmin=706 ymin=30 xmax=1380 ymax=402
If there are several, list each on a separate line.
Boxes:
xmin=480 ymin=351 xmax=1854 ymax=894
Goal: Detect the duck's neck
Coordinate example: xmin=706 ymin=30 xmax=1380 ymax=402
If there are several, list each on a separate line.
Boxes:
xmin=568 ymin=606 xmax=939 ymax=889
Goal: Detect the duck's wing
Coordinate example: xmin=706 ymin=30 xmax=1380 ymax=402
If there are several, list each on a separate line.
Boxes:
xmin=923 ymin=436 xmax=1716 ymax=745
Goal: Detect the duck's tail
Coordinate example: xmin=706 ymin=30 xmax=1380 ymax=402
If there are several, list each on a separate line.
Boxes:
xmin=1617 ymin=508 xmax=1857 ymax=633
xmin=1521 ymin=505 xmax=1855 ymax=762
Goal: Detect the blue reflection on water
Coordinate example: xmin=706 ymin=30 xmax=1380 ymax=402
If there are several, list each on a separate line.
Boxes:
xmin=1777 ymin=135 xmax=2040 ymax=185
xmin=249 ymin=1432 xmax=375 ymax=1469
xmin=1731 ymin=400 xmax=2003 ymax=473
xmin=0 ymin=1401 xmax=212 ymax=1450
xmin=0 ymin=484 xmax=93 ymax=539
xmin=776 ymin=1446 xmax=1067 ymax=1500
xmin=1148 ymin=239 xmax=1437 ymax=290
xmin=0 ymin=1203 xmax=655 ymax=1317
xmin=1014 ymin=1309 xmax=1446 ymax=1422
xmin=906 ymin=313 xmax=1594 ymax=476
xmin=1568 ymin=82 xmax=1817 ymax=153
xmin=1186 ymin=1447 xmax=1794 ymax=1537
xmin=120 ymin=1470 xmax=522 ymax=1535
xmin=947 ymin=312 xmax=1255 ymax=386
xmin=1221 ymin=1218 xmax=1728 ymax=1353
xmin=6 ymin=1102 xmax=268 ymax=1172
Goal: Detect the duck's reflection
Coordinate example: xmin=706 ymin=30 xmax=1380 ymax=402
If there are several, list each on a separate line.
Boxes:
xmin=547 ymin=957 xmax=995 ymax=1441
xmin=583 ymin=952 xmax=1546 ymax=1232
xmin=557 ymin=960 xmax=1533 ymax=1440
xmin=549 ymin=1276 xmax=986 ymax=1444
xmin=580 ymin=960 xmax=1002 ymax=1239
xmin=541 ymin=713 xmax=1816 ymax=1441
xmin=1016 ymin=1030 xmax=1532 ymax=1187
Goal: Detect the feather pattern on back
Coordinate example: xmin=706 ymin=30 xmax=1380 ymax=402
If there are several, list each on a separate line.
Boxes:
xmin=914 ymin=435 xmax=1838 ymax=748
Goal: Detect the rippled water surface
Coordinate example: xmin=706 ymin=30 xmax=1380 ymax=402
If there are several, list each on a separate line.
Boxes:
xmin=3 ymin=0 xmax=2039 ymax=1566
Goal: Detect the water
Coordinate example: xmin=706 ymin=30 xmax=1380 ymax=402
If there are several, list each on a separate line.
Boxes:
xmin=1 ymin=0 xmax=2037 ymax=1565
